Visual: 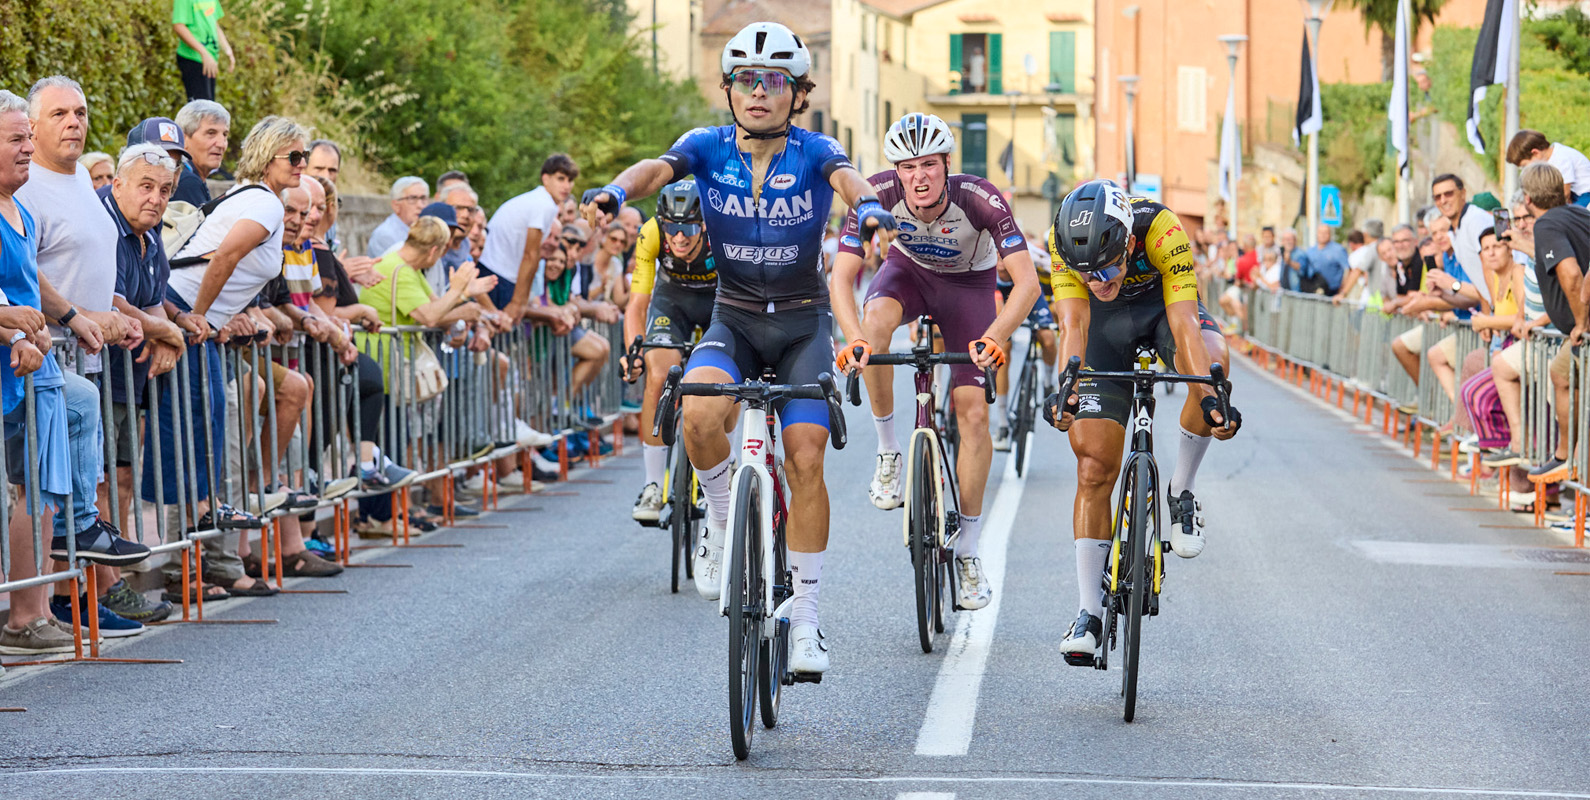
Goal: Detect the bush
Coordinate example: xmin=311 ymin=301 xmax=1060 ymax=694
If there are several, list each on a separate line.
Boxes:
xmin=1319 ymin=82 xmax=1394 ymax=201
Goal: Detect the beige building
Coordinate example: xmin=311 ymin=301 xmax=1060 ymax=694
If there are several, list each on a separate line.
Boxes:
xmin=831 ymin=0 xmax=1096 ymax=232
xmin=625 ymin=0 xmax=704 ymax=84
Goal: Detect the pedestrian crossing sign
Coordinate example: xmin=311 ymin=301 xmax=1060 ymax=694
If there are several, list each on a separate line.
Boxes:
xmin=1320 ymin=184 xmax=1343 ymax=227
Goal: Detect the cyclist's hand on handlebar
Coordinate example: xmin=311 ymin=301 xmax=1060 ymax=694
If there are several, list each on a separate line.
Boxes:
xmin=1201 ymin=394 xmax=1242 ymax=440
xmin=970 ymin=336 xmax=1006 ymax=369
xmin=1043 ymin=391 xmax=1080 ymax=432
xmin=836 ymin=339 xmax=871 ymax=374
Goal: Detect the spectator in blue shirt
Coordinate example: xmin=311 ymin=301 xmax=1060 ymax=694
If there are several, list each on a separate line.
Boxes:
xmin=1300 ymin=223 xmax=1350 ymax=295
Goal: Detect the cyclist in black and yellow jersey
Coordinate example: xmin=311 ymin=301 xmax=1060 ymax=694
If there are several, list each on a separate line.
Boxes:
xmin=1044 ymin=180 xmax=1242 ymax=660
xmin=624 ymin=180 xmax=719 ymax=522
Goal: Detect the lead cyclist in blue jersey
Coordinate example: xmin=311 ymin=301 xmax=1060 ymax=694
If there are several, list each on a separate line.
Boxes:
xmin=582 ymin=21 xmax=896 ymax=676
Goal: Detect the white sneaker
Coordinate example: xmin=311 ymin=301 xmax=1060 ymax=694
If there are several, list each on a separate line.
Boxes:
xmin=693 ymin=525 xmax=725 ymax=600
xmin=515 ymin=418 xmax=555 ymax=449
xmin=462 ymin=473 xmax=484 ymax=492
xmin=869 ymin=452 xmax=903 ymax=510
xmin=789 ymin=623 xmax=830 ymax=673
xmin=955 ymin=556 xmax=992 ymax=610
xmin=498 ymin=470 xmax=525 ymax=489
xmin=632 ymin=482 xmax=664 ymax=522
xmin=1167 ymin=490 xmax=1206 ymax=558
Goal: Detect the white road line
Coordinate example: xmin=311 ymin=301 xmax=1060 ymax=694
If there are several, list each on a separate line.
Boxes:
xmin=913 ymin=452 xmax=1025 ymax=757
xmin=895 ymin=793 xmax=955 ymax=800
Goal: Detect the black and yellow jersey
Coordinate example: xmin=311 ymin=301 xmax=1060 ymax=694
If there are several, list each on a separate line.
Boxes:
xmin=629 ymin=217 xmax=717 ymax=293
xmin=1048 ymin=197 xmax=1198 ymax=305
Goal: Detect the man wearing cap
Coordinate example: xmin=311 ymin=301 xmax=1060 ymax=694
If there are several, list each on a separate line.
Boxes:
xmin=416 ymin=201 xmax=468 ymax=295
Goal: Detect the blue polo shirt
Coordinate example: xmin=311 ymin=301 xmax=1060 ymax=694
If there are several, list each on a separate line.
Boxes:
xmin=1300 ymin=239 xmax=1350 ymax=292
xmin=0 ymin=201 xmax=64 ymax=416
xmin=99 ymin=185 xmax=171 ymax=404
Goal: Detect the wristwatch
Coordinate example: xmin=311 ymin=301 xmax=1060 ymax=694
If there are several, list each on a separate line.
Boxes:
xmin=7 ymin=331 xmax=25 ymax=346
xmin=1451 ymin=279 xmax=1463 ymax=294
xmin=56 ymin=306 xmax=77 ymax=326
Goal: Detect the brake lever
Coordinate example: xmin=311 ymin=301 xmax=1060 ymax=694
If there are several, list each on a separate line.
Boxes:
xmin=1210 ymin=362 xmax=1231 ymax=426
xmin=653 ymin=365 xmax=683 ymax=445
xmin=1043 ymin=355 xmax=1083 ymax=428
xmin=624 ymin=335 xmax=644 ymax=384
xmin=972 ymin=340 xmax=998 ymax=405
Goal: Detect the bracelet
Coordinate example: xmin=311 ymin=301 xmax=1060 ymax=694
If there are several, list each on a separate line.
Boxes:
xmin=56 ymin=306 xmax=77 ymax=327
xmin=8 ymin=331 xmax=25 ymax=346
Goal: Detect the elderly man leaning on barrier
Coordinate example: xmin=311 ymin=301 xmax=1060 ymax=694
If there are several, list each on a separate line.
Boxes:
xmin=0 ymin=91 xmax=151 ymax=656
xmin=1517 ymin=162 xmax=1590 ymax=482
xmin=172 ymin=99 xmax=230 ymax=208
xmin=366 ymin=176 xmax=430 ymax=259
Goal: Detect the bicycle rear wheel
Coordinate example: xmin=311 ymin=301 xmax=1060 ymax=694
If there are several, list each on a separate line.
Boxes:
xmin=668 ymin=436 xmax=693 ymax=593
xmin=908 ymin=433 xmax=939 ymax=653
xmin=727 ymin=473 xmax=762 ymax=759
xmin=1122 ymin=457 xmax=1151 ymax=722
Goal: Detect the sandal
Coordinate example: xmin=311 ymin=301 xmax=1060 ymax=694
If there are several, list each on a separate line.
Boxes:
xmin=211 ymin=575 xmax=279 ymax=597
xmin=280 ymin=549 xmax=344 ymax=578
xmin=187 ymin=504 xmax=263 ymax=532
xmin=162 ymin=581 xmax=230 ymax=604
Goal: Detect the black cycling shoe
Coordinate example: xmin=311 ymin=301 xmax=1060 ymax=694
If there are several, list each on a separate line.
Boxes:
xmin=1060 ymin=609 xmax=1102 ymax=666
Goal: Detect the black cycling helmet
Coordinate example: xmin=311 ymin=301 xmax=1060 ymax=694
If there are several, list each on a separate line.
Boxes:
xmin=1052 ymin=179 xmax=1133 ymax=275
xmin=656 ymin=179 xmax=703 ymax=224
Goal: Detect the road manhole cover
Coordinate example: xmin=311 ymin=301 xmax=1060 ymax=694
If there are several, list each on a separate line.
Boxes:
xmin=1513 ymin=548 xmax=1590 ymax=564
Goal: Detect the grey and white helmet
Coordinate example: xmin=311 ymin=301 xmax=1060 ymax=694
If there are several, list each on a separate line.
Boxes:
xmin=883 ymin=113 xmax=955 ymax=164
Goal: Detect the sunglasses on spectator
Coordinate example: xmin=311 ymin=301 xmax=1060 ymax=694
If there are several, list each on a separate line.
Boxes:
xmin=272 ymin=150 xmax=308 ymax=166
xmin=662 ymin=221 xmax=702 ymax=237
xmin=730 ymin=69 xmax=791 ymax=96
xmin=130 ymin=150 xmax=175 ymax=169
xmin=1432 ymin=189 xmax=1460 ymax=201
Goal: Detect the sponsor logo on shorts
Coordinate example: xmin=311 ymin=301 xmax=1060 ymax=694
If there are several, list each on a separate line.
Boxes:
xmin=768 ymin=174 xmax=797 ymax=190
xmin=652 ymin=315 xmax=672 ymax=328
xmin=698 ymin=340 xmax=726 ymax=349
xmin=1079 ymin=394 xmax=1102 ymax=414
xmin=1001 ymin=234 xmax=1024 ymax=249
xmin=652 ymin=333 xmax=674 ymax=344
xmin=841 ymin=235 xmax=862 ymax=248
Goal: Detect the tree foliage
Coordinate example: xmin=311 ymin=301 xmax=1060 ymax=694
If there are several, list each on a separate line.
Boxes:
xmin=1337 ymin=0 xmax=1448 ymax=81
xmin=1319 ymin=82 xmax=1393 ymax=201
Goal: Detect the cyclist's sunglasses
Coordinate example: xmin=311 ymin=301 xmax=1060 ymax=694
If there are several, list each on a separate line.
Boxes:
xmin=1081 ymin=251 xmax=1128 ymax=282
xmin=661 ymin=221 xmax=702 ymax=237
xmin=730 ymin=69 xmax=791 ymax=96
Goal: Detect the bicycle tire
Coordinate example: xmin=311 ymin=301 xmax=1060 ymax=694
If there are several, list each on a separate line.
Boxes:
xmin=939 ymin=388 xmax=960 ymax=466
xmin=759 ymin=499 xmax=788 ymax=729
xmin=909 ymin=434 xmax=938 ymax=653
xmin=727 ymin=473 xmax=761 ymax=759
xmin=668 ymin=436 xmax=692 ymax=593
xmin=1013 ymin=355 xmax=1036 ymax=476
xmin=1123 ymin=457 xmax=1151 ymax=723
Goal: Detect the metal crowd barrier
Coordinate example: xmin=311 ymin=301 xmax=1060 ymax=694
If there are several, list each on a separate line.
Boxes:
xmin=1209 ymin=280 xmax=1589 ymax=544
xmin=2 ymin=308 xmax=632 ymax=678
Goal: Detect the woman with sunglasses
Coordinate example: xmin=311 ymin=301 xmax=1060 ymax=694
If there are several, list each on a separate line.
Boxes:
xmin=622 ymin=180 xmax=719 ymax=523
xmin=1044 ymin=180 xmax=1242 ymax=664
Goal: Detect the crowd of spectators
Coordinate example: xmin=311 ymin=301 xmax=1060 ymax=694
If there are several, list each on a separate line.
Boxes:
xmin=0 ymin=74 xmax=639 ymax=659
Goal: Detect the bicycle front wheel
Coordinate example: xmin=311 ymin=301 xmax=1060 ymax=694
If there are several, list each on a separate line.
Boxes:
xmin=727 ymin=473 xmax=762 ymax=759
xmin=1122 ymin=457 xmax=1152 ymax=723
xmin=1013 ymin=356 xmax=1037 ymax=476
xmin=908 ymin=433 xmax=940 ymax=653
xmin=668 ymin=436 xmax=693 ymax=593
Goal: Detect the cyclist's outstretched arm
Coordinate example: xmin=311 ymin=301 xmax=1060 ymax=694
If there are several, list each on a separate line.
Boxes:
xmin=829 ymin=250 xmax=868 ymax=359
xmin=982 ymin=248 xmax=1041 ymax=348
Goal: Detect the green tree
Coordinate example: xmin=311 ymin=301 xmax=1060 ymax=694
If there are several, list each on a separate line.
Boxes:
xmin=1339 ymin=0 xmax=1448 ymax=82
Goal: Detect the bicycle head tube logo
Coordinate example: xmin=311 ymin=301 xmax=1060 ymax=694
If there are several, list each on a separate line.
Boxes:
xmin=746 ymin=438 xmax=764 ymax=457
xmin=1134 ymin=407 xmax=1152 ymax=432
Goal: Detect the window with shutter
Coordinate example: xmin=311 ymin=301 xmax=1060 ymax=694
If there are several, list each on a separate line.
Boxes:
xmin=1049 ymin=31 xmax=1076 ymax=93
xmin=949 ymin=34 xmax=963 ymax=94
xmin=1176 ymin=66 xmax=1207 ymax=132
xmin=987 ymin=33 xmax=1003 ymax=95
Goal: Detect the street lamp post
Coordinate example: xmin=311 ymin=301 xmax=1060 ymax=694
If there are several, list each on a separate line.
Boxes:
xmin=1119 ymin=75 xmax=1139 ymax=193
xmin=1305 ymin=0 xmax=1331 ymax=235
xmin=1219 ymin=34 xmax=1248 ymax=242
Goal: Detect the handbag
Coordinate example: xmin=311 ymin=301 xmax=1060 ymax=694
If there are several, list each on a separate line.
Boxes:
xmin=384 ymin=262 xmax=449 ymax=403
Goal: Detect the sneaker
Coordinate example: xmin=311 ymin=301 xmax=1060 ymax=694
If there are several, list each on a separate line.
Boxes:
xmin=245 ymin=491 xmax=289 ymax=516
xmin=789 ymin=623 xmax=830 ymax=674
xmin=1482 ymin=449 xmax=1526 ymax=468
xmin=1167 ymin=489 xmax=1206 ymax=559
xmin=1457 ymin=435 xmax=1481 ymax=455
xmin=50 ymin=595 xmax=144 ymax=638
xmin=632 ymin=482 xmax=664 ymax=522
xmin=316 ymin=476 xmax=359 ymax=501
xmin=531 ymin=465 xmax=561 ymax=483
xmin=498 ymin=470 xmax=525 ymax=489
xmin=1060 ymin=609 xmax=1102 ymax=663
xmin=462 ymin=473 xmax=485 ymax=492
xmin=693 ymin=525 xmax=725 ymax=600
xmin=50 ymin=519 xmax=150 ymax=566
xmin=992 ymin=425 xmax=1012 ymax=452
xmin=98 ymin=578 xmax=173 ymax=624
xmin=869 ymin=452 xmax=903 ymax=510
xmin=427 ymin=503 xmax=480 ymax=519
xmin=955 ymin=556 xmax=992 ymax=610
xmin=0 ymin=616 xmax=78 ymax=655
xmin=1530 ymin=456 xmax=1571 ymax=481
xmin=382 ymin=462 xmax=418 ymax=489
xmin=305 ymin=536 xmax=337 ymax=559
xmin=515 ymin=419 xmax=555 ymax=449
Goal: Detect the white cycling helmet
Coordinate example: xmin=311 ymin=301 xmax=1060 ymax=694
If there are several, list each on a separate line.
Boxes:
xmin=721 ymin=22 xmax=811 ymax=79
xmin=883 ymin=113 xmax=956 ymax=164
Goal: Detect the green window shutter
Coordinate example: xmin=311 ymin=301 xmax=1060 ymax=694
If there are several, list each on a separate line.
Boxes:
xmin=949 ymin=34 xmax=963 ymax=94
xmin=1050 ymin=31 xmax=1075 ymax=93
xmin=988 ymin=33 xmax=1003 ymax=95
xmin=961 ymin=113 xmax=988 ymax=177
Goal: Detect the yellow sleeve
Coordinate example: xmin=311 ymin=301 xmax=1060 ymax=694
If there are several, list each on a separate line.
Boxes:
xmin=1047 ymin=224 xmax=1089 ymax=301
xmin=1146 ymin=209 xmax=1199 ymax=305
xmin=629 ymin=218 xmax=662 ymax=294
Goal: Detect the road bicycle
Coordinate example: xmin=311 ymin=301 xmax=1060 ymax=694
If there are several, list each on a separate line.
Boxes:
xmin=625 ymin=336 xmax=703 ymax=593
xmin=1046 ymin=351 xmax=1230 ymax=722
xmin=843 ymin=329 xmax=994 ymax=653
xmin=654 ymin=366 xmax=847 ymax=759
xmin=1009 ymin=315 xmax=1057 ymax=477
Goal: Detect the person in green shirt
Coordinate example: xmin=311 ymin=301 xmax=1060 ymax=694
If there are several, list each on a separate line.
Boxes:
xmin=172 ymin=0 xmax=235 ymax=102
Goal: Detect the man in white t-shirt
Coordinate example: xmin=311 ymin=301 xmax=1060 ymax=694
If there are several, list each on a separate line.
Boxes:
xmin=1508 ymin=129 xmax=1590 ymax=206
xmin=1431 ymin=173 xmax=1496 ymax=306
xmin=16 ymin=77 xmax=137 ymax=367
xmin=480 ymin=153 xmax=578 ymax=324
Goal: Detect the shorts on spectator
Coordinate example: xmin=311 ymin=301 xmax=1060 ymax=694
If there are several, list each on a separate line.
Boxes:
xmin=1396 ymin=327 xmax=1457 ymax=366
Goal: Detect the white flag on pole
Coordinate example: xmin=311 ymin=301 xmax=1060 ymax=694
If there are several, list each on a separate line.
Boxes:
xmin=1389 ymin=0 xmax=1411 ymax=177
xmin=1218 ymin=81 xmax=1240 ymax=202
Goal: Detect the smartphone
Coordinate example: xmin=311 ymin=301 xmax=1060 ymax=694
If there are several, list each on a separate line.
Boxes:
xmin=1494 ymin=209 xmax=1511 ymax=236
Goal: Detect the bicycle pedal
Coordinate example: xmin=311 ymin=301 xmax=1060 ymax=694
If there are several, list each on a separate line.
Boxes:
xmin=1062 ymin=652 xmax=1094 ymax=668
xmin=792 ymin=671 xmax=823 ymax=684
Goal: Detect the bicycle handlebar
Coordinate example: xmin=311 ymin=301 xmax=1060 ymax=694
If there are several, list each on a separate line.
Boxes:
xmin=624 ymin=335 xmax=696 ymax=384
xmin=1044 ymin=356 xmax=1233 ymax=429
xmin=841 ymin=344 xmax=997 ymax=406
xmin=651 ymin=366 xmax=848 ymax=450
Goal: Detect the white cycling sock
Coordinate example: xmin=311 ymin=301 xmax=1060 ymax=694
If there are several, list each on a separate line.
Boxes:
xmin=1170 ymin=426 xmax=1212 ymax=495
xmin=1075 ymin=538 xmax=1110 ymax=618
xmin=957 ymin=513 xmax=983 ymax=559
xmin=698 ymin=455 xmax=734 ymax=530
xmin=789 ymin=549 xmax=824 ymax=628
xmin=641 ymin=444 xmax=667 ymax=487
xmin=995 ymin=394 xmax=1010 ymax=425
xmin=874 ymin=413 xmax=900 ymax=455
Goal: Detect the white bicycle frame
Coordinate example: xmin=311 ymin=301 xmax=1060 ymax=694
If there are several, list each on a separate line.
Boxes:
xmin=717 ymin=404 xmax=780 ymax=639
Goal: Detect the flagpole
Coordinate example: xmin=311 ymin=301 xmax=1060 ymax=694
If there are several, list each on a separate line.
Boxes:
xmin=1305 ymin=0 xmax=1331 ymax=236
xmin=1392 ymin=0 xmax=1411 ymax=225
xmin=1119 ymin=75 xmax=1139 ymax=193
xmin=1503 ymin=0 xmax=1521 ymax=201
xmin=1220 ymin=35 xmax=1248 ymax=242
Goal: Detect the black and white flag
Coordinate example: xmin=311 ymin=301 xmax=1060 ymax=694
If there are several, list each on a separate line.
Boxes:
xmin=1466 ymin=0 xmax=1518 ymax=154
xmin=1293 ymin=25 xmax=1322 ymax=148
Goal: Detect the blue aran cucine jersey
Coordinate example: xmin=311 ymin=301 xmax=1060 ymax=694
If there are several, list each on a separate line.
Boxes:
xmin=660 ymin=125 xmax=853 ymax=307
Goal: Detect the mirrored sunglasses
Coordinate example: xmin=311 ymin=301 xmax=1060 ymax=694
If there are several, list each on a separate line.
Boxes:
xmin=730 ymin=69 xmax=791 ymax=96
xmin=661 ymin=221 xmax=702 ymax=238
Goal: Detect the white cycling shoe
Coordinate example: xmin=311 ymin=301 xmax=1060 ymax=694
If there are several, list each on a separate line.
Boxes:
xmin=789 ymin=623 xmax=830 ymax=674
xmin=869 ymin=452 xmax=903 ymax=510
xmin=693 ymin=525 xmax=725 ymax=600
xmin=1167 ymin=490 xmax=1206 ymax=558
xmin=632 ymin=482 xmax=663 ymax=522
xmin=955 ymin=556 xmax=992 ymax=610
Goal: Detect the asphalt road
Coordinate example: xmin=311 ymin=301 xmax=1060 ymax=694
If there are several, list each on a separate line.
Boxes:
xmin=3 ymin=338 xmax=1589 ymax=800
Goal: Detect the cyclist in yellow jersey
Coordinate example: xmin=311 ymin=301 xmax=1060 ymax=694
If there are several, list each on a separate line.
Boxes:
xmin=1044 ymin=181 xmax=1243 ymax=661
xmin=623 ymin=180 xmax=720 ymax=522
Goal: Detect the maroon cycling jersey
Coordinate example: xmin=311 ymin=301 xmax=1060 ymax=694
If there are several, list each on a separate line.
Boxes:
xmin=838 ymin=172 xmax=1027 ymax=273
